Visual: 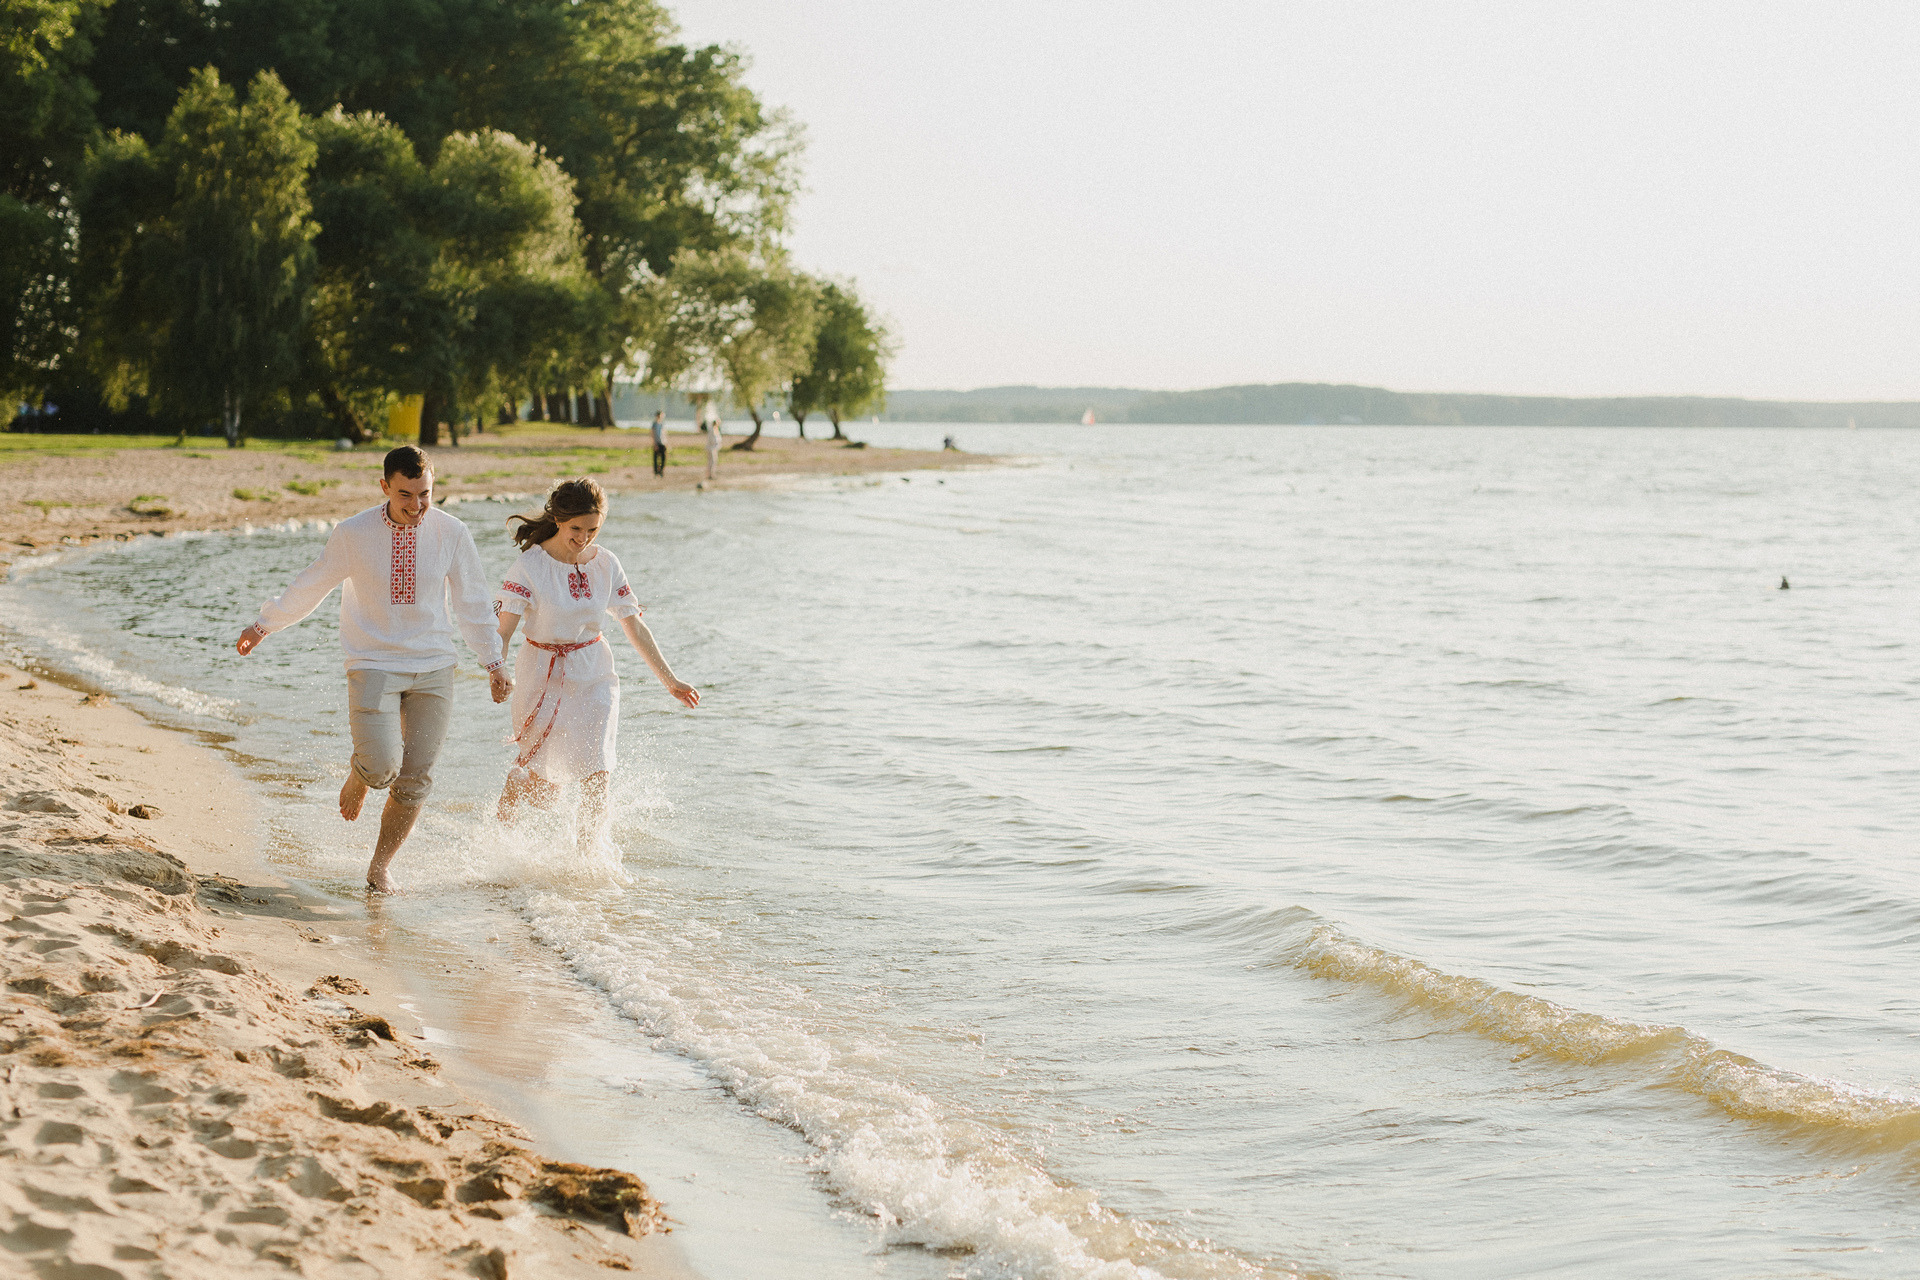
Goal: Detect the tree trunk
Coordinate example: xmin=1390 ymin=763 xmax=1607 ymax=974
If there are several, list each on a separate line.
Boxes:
xmin=526 ymin=391 xmax=545 ymax=422
xmin=496 ymin=400 xmax=516 ymax=425
xmin=318 ymin=384 xmax=372 ymax=443
xmin=547 ymin=390 xmax=569 ymax=424
xmin=599 ymin=370 xmax=619 ymax=429
xmin=222 ymin=388 xmax=243 ymax=448
xmin=793 ymin=410 xmax=807 ymax=440
xmin=730 ymin=407 xmax=764 ymax=451
xmin=418 ymin=394 xmax=442 ymax=447
xmin=573 ymin=389 xmax=591 ymax=426
xmin=828 ymin=408 xmax=845 ymax=441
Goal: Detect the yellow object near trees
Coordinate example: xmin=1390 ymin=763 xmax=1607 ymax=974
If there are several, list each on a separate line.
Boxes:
xmin=388 ymin=395 xmax=423 ymax=439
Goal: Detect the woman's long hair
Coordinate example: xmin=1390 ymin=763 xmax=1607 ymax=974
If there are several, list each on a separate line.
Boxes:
xmin=509 ymin=477 xmax=606 ymax=551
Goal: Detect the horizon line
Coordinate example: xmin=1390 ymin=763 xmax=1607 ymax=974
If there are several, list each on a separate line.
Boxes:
xmin=882 ymin=382 xmax=1920 ymax=407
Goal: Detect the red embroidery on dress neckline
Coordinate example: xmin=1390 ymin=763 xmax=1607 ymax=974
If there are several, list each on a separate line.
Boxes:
xmin=390 ymin=522 xmax=416 ymax=605
xmin=501 ymin=580 xmax=532 ymax=598
xmin=568 ymin=567 xmax=590 ymax=600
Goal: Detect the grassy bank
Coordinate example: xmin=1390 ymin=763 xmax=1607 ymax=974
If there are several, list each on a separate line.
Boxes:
xmin=0 ymin=427 xmax=987 ymax=563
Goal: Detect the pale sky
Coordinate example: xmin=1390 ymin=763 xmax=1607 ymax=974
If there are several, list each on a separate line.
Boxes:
xmin=672 ymin=1 xmax=1920 ymax=399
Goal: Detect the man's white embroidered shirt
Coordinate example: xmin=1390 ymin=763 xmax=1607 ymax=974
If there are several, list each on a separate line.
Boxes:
xmin=253 ymin=504 xmax=505 ymax=673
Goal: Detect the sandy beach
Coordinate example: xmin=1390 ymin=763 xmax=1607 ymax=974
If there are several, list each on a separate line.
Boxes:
xmin=0 ymin=662 xmax=701 ymax=1277
xmin=0 ymin=426 xmax=989 ymax=1277
xmin=0 ymin=426 xmax=984 ymax=563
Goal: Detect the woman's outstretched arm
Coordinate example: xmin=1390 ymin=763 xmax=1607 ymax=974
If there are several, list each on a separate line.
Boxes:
xmin=619 ymin=615 xmax=699 ymax=708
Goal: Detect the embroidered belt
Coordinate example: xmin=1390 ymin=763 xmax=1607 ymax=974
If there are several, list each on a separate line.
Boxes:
xmin=510 ymin=635 xmax=604 ymax=770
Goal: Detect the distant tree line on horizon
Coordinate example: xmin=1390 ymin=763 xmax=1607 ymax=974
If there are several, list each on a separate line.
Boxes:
xmin=2 ymin=0 xmax=894 ymax=446
xmin=882 ymin=384 xmax=1920 ymax=428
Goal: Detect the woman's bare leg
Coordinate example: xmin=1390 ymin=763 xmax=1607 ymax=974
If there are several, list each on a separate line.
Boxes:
xmin=496 ymin=768 xmax=534 ymax=822
xmin=580 ymin=771 xmax=610 ymax=841
xmin=525 ymin=772 xmax=560 ymax=810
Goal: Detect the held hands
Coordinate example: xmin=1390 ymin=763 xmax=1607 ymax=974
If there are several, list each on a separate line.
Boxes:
xmin=235 ymin=625 xmax=265 ymax=656
xmin=667 ymin=680 xmax=700 ymax=709
xmin=489 ymin=668 xmax=514 ymax=704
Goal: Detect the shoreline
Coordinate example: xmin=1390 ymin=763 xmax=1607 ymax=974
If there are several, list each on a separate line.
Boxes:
xmin=0 ymin=659 xmax=702 ymax=1277
xmin=0 ymin=427 xmax=990 ymax=572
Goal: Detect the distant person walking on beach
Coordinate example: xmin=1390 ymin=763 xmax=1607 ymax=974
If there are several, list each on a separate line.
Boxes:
xmin=705 ymin=413 xmax=722 ymax=482
xmin=650 ymin=410 xmax=667 ymax=477
xmin=493 ymin=479 xmax=698 ymax=849
xmin=235 ymin=446 xmax=510 ymax=893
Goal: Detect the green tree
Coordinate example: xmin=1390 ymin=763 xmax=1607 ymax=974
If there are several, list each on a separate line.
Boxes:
xmin=303 ymin=108 xmax=427 ymax=440
xmin=789 ymin=280 xmax=892 ymax=441
xmin=305 ymin=111 xmax=588 ymax=445
xmin=80 ymin=0 xmax=798 ymax=433
xmin=29 ymin=0 xmax=809 ymax=433
xmin=476 ymin=2 xmax=801 ymax=427
xmin=84 ymin=0 xmax=573 ymax=151
xmin=653 ymin=247 xmax=816 ymax=451
xmin=423 ymin=127 xmax=590 ymax=442
xmin=78 ymin=67 xmax=316 ymax=445
xmin=1 ymin=0 xmax=106 ymax=403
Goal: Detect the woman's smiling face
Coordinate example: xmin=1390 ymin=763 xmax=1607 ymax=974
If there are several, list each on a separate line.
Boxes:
xmin=556 ymin=511 xmax=603 ymax=553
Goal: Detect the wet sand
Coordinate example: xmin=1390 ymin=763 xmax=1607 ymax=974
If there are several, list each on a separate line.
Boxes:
xmin=0 ymin=662 xmax=701 ymax=1278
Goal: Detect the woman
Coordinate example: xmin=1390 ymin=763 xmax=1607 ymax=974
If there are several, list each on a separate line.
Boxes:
xmin=493 ymin=479 xmax=698 ymax=844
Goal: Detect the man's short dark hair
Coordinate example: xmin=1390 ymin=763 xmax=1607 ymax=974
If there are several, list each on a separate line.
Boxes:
xmin=384 ymin=445 xmax=430 ymax=480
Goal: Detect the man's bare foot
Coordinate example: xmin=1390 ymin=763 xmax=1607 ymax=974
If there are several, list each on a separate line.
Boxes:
xmin=365 ymin=798 xmax=420 ymax=898
xmin=339 ymin=774 xmax=369 ymax=821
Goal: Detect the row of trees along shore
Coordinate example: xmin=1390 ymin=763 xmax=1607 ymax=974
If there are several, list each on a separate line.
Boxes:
xmin=2 ymin=0 xmax=894 ymax=446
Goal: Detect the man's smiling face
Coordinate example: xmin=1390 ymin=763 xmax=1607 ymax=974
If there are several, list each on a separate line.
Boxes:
xmin=380 ymin=471 xmax=433 ymax=525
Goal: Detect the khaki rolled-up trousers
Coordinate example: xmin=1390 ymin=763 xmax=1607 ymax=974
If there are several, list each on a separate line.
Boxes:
xmin=345 ymin=665 xmax=455 ymax=806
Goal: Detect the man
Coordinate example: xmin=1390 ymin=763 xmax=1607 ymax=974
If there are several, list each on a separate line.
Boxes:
xmin=650 ymin=410 xmax=667 ymax=477
xmin=235 ymin=446 xmax=511 ymax=892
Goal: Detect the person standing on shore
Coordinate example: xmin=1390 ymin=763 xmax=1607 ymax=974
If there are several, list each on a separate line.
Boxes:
xmin=235 ymin=445 xmax=511 ymax=893
xmin=493 ymin=479 xmax=698 ymax=852
xmin=705 ymin=413 xmax=722 ymax=482
xmin=650 ymin=410 xmax=667 ymax=477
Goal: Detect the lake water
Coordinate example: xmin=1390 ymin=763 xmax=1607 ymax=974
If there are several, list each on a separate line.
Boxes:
xmin=6 ymin=424 xmax=1920 ymax=1278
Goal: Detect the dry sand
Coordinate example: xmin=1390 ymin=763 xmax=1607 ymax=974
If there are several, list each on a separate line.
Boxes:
xmin=0 ymin=664 xmax=698 ymax=1278
xmin=0 ymin=426 xmax=984 ymax=562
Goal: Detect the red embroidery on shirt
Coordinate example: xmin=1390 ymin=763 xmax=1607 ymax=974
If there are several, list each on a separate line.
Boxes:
xmin=389 ymin=522 xmax=416 ymax=605
xmin=568 ymin=568 xmax=590 ymax=600
xmin=616 ymin=583 xmax=631 ymax=598
xmin=501 ymin=580 xmax=532 ymax=599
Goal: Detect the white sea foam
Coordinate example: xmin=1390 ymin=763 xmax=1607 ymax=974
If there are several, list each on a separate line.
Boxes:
xmin=522 ymin=892 xmax=1296 ymax=1280
xmin=0 ymin=610 xmax=238 ymax=720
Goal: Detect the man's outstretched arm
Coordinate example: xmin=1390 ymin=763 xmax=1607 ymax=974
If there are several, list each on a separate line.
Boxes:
xmin=236 ymin=533 xmax=351 ymax=655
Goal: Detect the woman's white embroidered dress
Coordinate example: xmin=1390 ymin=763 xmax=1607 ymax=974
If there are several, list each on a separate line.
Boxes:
xmin=492 ymin=546 xmax=641 ymax=781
